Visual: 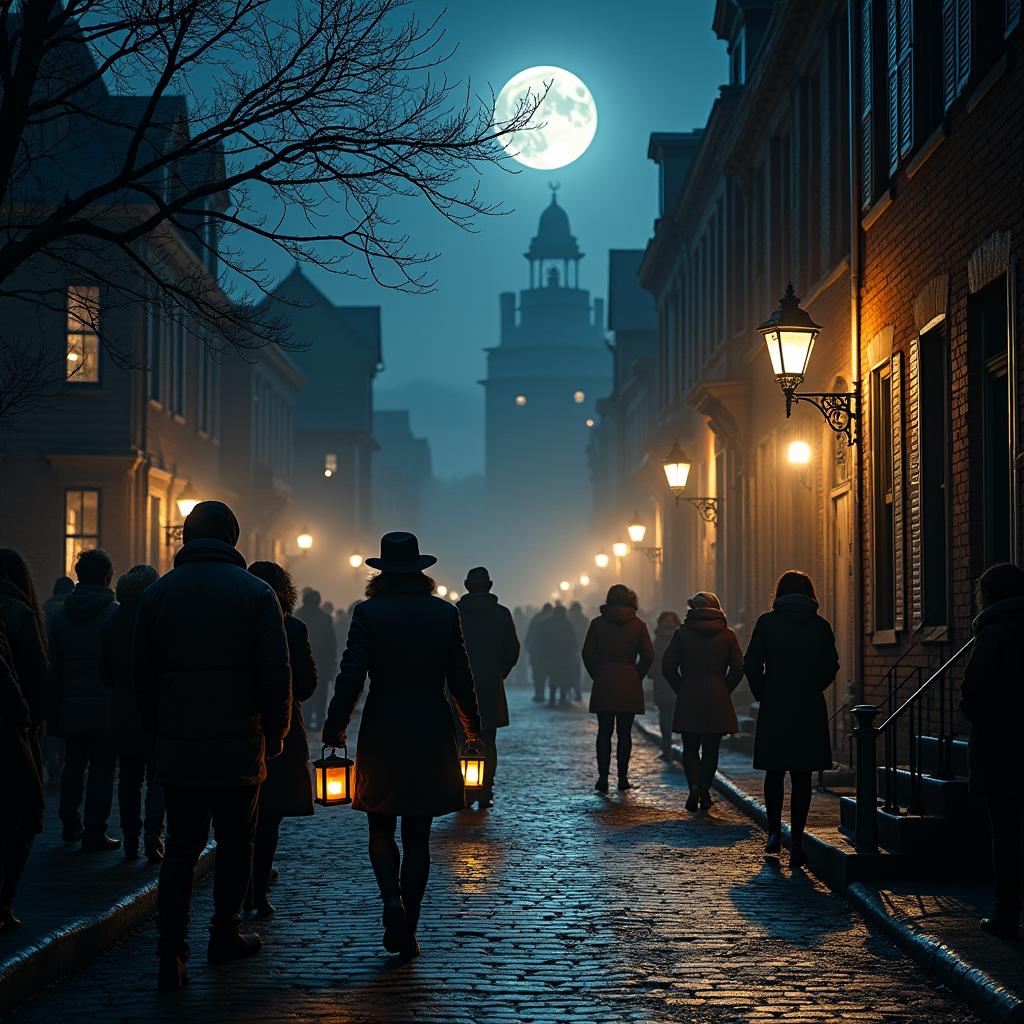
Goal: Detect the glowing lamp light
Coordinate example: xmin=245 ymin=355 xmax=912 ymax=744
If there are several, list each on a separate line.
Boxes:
xmin=662 ymin=443 xmax=692 ymax=496
xmin=348 ymin=553 xmax=364 ymax=569
xmin=573 ymin=390 xmax=586 ymax=404
xmin=449 ymin=590 xmax=460 ymax=601
xmin=313 ymin=746 xmax=354 ymax=807
xmin=579 ymin=574 xmax=590 ymax=587
xmin=296 ymin=528 xmax=314 ymax=551
xmin=585 ymin=418 xmax=595 ymax=428
xmin=515 ymin=394 xmax=527 ymax=407
xmin=436 ymin=585 xmax=448 ymax=597
xmin=788 ymin=440 xmax=812 ymax=466
xmin=323 ymin=468 xmax=333 ymax=478
xmin=594 ymin=553 xmax=610 ymax=569
xmin=67 ymin=351 xmax=80 ymax=362
xmin=758 ymin=284 xmax=821 ymax=401
xmin=176 ymin=482 xmax=201 ymax=520
xmin=626 ymin=512 xmax=647 ymax=545
xmin=460 ymin=747 xmax=486 ymax=791
xmin=612 ymin=541 xmax=629 ymax=559
xmin=559 ymin=580 xmax=571 ymax=592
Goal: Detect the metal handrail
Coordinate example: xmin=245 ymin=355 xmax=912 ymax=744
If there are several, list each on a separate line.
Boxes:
xmin=875 ymin=638 xmax=975 ymax=734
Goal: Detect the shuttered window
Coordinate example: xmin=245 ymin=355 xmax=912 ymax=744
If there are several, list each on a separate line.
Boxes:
xmin=943 ymin=0 xmax=972 ymax=110
xmin=1009 ymin=0 xmax=1022 ymax=33
xmin=891 ymin=351 xmax=906 ymax=631
xmin=906 ymin=338 xmax=923 ymax=626
xmin=871 ymin=362 xmax=896 ymax=633
xmin=887 ymin=0 xmax=915 ymax=172
xmin=861 ymin=0 xmax=875 ymax=208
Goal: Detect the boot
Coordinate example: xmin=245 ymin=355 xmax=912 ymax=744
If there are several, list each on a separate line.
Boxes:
xmin=123 ymin=836 xmax=140 ymax=861
xmin=207 ymin=930 xmax=261 ymax=965
xmin=0 ymin=909 xmax=23 ymax=933
xmin=82 ymin=833 xmax=121 ymax=852
xmin=157 ymin=955 xmax=188 ymax=992
xmin=381 ymin=895 xmax=407 ymax=953
xmin=145 ymin=838 xmax=165 ymax=865
xmin=764 ymin=831 xmax=782 ymax=856
xmin=252 ymin=895 xmax=275 ymax=919
xmin=685 ymin=791 xmax=699 ymax=813
xmin=617 ymin=772 xmax=634 ymax=791
xmin=980 ymin=916 xmax=1020 ymax=939
xmin=594 ymin=776 xmax=609 ymax=793
xmin=699 ymin=790 xmax=713 ymax=811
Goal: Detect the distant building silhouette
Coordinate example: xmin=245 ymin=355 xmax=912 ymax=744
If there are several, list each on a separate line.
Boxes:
xmin=372 ymin=410 xmax=432 ymax=535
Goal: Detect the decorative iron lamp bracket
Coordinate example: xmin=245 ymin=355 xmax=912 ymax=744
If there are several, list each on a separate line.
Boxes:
xmin=634 ymin=546 xmax=663 ymax=565
xmin=673 ymin=494 xmax=720 ymax=525
xmin=782 ymin=380 xmax=860 ymax=448
xmin=164 ymin=523 xmax=185 ymax=544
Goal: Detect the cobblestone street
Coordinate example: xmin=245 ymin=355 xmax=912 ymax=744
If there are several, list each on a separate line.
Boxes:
xmin=10 ymin=688 xmax=978 ymax=1024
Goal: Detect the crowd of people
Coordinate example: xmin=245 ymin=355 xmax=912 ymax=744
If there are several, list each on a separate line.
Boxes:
xmin=0 ymin=509 xmax=1021 ymax=990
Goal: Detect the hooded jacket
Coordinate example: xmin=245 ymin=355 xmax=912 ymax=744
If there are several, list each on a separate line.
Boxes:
xmin=0 ymin=580 xmax=48 ymax=727
xmin=743 ymin=594 xmax=839 ymax=772
xmin=662 ymin=608 xmax=742 ymax=734
xmin=582 ymin=604 xmax=654 ymax=714
xmin=457 ymin=592 xmax=519 ymax=730
xmin=649 ymin=618 xmax=681 ymax=710
xmin=960 ymin=595 xmax=1024 ymax=794
xmin=48 ymin=583 xmax=118 ymax=737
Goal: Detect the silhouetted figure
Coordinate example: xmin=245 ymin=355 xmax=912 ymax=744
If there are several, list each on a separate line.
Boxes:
xmin=511 ymin=607 xmax=528 ymax=684
xmin=648 ymin=610 xmax=681 ymax=761
xmin=101 ymin=565 xmax=165 ymax=862
xmin=525 ymin=603 xmax=553 ymax=702
xmin=960 ymin=562 xmax=1024 ymax=939
xmin=333 ymin=605 xmax=349 ymax=658
xmin=246 ymin=562 xmax=317 ymax=918
xmin=583 ymin=585 xmax=654 ymax=792
xmin=743 ymin=571 xmax=839 ymax=869
xmin=295 ymin=588 xmax=336 ymax=729
xmin=568 ymin=602 xmax=588 ymax=700
xmin=39 ymin=576 xmax=72 ymax=788
xmin=0 ymin=550 xmax=47 ymax=934
xmin=42 ymin=576 xmax=74 ymax=625
xmin=662 ymin=594 xmax=743 ymax=812
xmin=322 ymin=533 xmax=481 ymax=961
xmin=49 ymin=549 xmax=119 ymax=851
xmin=133 ymin=501 xmax=291 ymax=992
xmin=536 ymin=604 xmax=579 ymax=706
xmin=457 ymin=567 xmax=519 ymax=808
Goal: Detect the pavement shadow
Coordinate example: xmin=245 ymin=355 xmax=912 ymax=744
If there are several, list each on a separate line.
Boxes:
xmin=586 ymin=802 xmax=750 ymax=851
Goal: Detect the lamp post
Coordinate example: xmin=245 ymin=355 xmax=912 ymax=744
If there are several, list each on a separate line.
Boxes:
xmin=759 ymin=283 xmax=859 ymax=446
xmin=165 ymin=482 xmax=201 ymax=544
xmin=661 ymin=445 xmax=719 ymax=524
xmin=626 ymin=511 xmax=663 ymax=565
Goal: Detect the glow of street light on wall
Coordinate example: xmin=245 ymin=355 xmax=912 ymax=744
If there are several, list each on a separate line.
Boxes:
xmin=787 ymin=440 xmax=812 ymax=465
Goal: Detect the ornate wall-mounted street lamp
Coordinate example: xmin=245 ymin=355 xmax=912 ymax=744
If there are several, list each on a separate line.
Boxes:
xmin=759 ymin=284 xmax=859 ymax=446
xmin=611 ymin=540 xmax=629 ymax=559
xmin=165 ymin=482 xmax=201 ymax=544
xmin=594 ymin=552 xmax=610 ymax=569
xmin=626 ymin=511 xmax=663 ymax=565
xmin=296 ymin=528 xmax=314 ymax=554
xmin=661 ymin=444 xmax=719 ymax=524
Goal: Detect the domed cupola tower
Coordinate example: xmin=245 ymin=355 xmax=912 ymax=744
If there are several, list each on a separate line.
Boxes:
xmin=481 ymin=187 xmax=612 ymax=600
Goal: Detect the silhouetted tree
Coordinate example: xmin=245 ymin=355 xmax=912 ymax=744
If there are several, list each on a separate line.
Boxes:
xmin=0 ymin=0 xmax=540 ymax=424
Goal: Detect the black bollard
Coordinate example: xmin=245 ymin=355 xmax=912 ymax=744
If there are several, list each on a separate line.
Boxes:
xmin=852 ymin=704 xmax=879 ymax=854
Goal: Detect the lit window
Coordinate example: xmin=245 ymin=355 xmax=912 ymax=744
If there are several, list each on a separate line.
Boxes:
xmin=573 ymin=390 xmax=585 ymax=404
xmin=67 ymin=286 xmax=100 ymax=383
xmin=65 ymin=489 xmax=99 ymax=574
xmin=514 ymin=394 xmax=527 ymax=407
xmin=324 ymin=452 xmax=338 ymax=478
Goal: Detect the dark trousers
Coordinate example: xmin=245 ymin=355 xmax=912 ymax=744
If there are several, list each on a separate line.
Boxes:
xmin=764 ymin=770 xmax=813 ymax=842
xmin=0 ymin=813 xmax=36 ymax=916
xmin=482 ymin=727 xmax=498 ymax=796
xmin=531 ymin=660 xmax=546 ymax=700
xmin=366 ymin=813 xmax=433 ymax=932
xmin=682 ymin=732 xmax=722 ymax=793
xmin=657 ymin=707 xmax=674 ymax=758
xmin=118 ymin=749 xmax=165 ymax=846
xmin=59 ymin=734 xmax=116 ymax=836
xmin=251 ymin=812 xmax=282 ymax=901
xmin=986 ymin=795 xmax=1023 ymax=921
xmin=595 ymin=712 xmax=635 ymax=777
xmin=157 ymin=784 xmax=259 ymax=958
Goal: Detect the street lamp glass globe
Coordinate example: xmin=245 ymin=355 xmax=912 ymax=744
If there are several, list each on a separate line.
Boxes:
xmin=296 ymin=529 xmax=314 ymax=551
xmin=579 ymin=574 xmax=590 ymax=587
xmin=515 ymin=394 xmax=527 ymax=407
xmin=585 ymin=418 xmax=595 ymax=428
xmin=573 ymin=390 xmax=585 ymax=404
xmin=787 ymin=440 xmax=812 ymax=466
xmin=662 ymin=443 xmax=692 ymax=493
xmin=612 ymin=541 xmax=629 ymax=559
xmin=626 ymin=512 xmax=646 ymax=545
xmin=559 ymin=580 xmax=570 ymax=592
xmin=448 ymin=590 xmax=460 ymax=601
xmin=758 ymin=284 xmax=820 ymax=386
xmin=176 ymin=482 xmax=201 ymax=520
xmin=348 ymin=553 xmax=364 ymax=569
xmin=594 ymin=553 xmax=610 ymax=569
xmin=436 ymin=585 xmax=448 ymax=597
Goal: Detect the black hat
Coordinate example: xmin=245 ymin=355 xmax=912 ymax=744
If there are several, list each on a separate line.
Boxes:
xmin=365 ymin=532 xmax=437 ymax=574
xmin=465 ymin=566 xmax=492 ymax=587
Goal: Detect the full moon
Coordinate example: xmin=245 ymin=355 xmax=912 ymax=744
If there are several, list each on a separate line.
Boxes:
xmin=494 ymin=66 xmax=597 ymax=170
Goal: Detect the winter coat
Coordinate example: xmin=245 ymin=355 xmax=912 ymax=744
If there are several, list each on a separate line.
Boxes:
xmin=536 ymin=607 xmax=581 ymax=688
xmin=743 ymin=594 xmax=838 ymax=772
xmin=661 ymin=609 xmax=742 ymax=734
xmin=457 ymin=593 xmax=519 ymax=730
xmin=100 ymin=602 xmax=152 ymax=757
xmin=295 ymin=600 xmax=337 ymax=684
xmin=133 ymin=538 xmax=292 ymax=788
xmin=0 ymin=581 xmax=48 ymax=727
xmin=583 ymin=605 xmax=654 ymax=714
xmin=525 ymin=608 xmax=552 ymax=667
xmin=960 ymin=596 xmax=1024 ymax=795
xmin=323 ymin=583 xmax=482 ymax=816
xmin=260 ymin=615 xmax=317 ymax=817
xmin=0 ymin=623 xmax=45 ymax=829
xmin=48 ymin=584 xmax=118 ymax=738
xmin=649 ymin=621 xmax=679 ymax=711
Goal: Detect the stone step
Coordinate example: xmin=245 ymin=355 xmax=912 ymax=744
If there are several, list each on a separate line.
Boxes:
xmin=917 ymin=735 xmax=969 ymax=778
xmin=874 ymin=765 xmax=977 ymax=819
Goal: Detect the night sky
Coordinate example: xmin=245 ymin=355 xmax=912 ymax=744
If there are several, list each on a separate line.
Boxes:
xmin=260 ymin=0 xmax=727 ymax=479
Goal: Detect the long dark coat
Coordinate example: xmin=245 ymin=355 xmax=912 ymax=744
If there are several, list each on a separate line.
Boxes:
xmin=133 ymin=538 xmax=292 ymax=788
xmin=583 ymin=605 xmax=654 ymax=714
xmin=0 ymin=581 xmax=48 ymax=727
xmin=525 ymin=607 xmax=552 ymax=668
xmin=100 ymin=602 xmax=151 ymax=757
xmin=536 ymin=607 xmax=580 ymax=691
xmin=457 ymin=593 xmax=519 ymax=730
xmin=661 ymin=609 xmax=742 ymax=734
xmin=649 ymin=621 xmax=679 ymax=711
xmin=260 ymin=615 xmax=317 ymax=817
xmin=323 ymin=583 xmax=482 ymax=817
xmin=743 ymin=595 xmax=839 ymax=772
xmin=47 ymin=584 xmax=117 ymax=738
xmin=295 ymin=598 xmax=337 ymax=693
xmin=0 ymin=623 xmax=45 ymax=830
xmin=960 ymin=596 xmax=1024 ymax=795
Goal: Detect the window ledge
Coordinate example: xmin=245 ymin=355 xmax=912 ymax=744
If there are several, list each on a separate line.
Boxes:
xmin=967 ymin=54 xmax=1008 ymax=114
xmin=904 ymin=125 xmax=947 ymax=181
xmin=920 ymin=625 xmax=950 ymax=645
xmin=871 ymin=629 xmax=900 ymax=647
xmin=147 ymin=398 xmax=163 ymax=411
xmin=861 ymin=190 xmax=893 ymax=232
xmin=172 ymin=414 xmax=186 ymax=425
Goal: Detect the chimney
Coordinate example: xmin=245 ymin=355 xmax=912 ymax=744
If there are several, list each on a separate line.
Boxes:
xmin=500 ymin=292 xmax=515 ymax=343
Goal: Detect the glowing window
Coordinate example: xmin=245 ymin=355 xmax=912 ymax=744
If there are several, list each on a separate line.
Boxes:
xmin=67 ymin=286 xmax=100 ymax=383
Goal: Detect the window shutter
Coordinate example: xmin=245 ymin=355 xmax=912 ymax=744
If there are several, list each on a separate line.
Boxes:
xmin=1009 ymin=0 xmax=1022 ymax=33
xmin=942 ymin=0 xmax=957 ymax=110
xmin=887 ymin=0 xmax=899 ymax=174
xmin=891 ymin=351 xmax=906 ymax=632
xmin=898 ymin=0 xmax=914 ymax=157
xmin=906 ymin=337 xmax=923 ymax=626
xmin=862 ymin=0 xmax=875 ymax=207
xmin=956 ymin=0 xmax=971 ymax=93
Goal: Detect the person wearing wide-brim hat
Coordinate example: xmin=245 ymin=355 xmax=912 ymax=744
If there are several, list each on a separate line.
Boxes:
xmin=323 ymin=532 xmax=482 ymax=960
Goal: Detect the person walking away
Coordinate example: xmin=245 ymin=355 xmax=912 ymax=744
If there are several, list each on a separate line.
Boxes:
xmin=40 ymin=576 xmax=72 ymax=787
xmin=133 ymin=501 xmax=291 ymax=991
xmin=568 ymin=602 xmax=588 ymax=700
xmin=511 ymin=607 xmax=528 ymax=684
xmin=245 ymin=561 xmax=317 ymax=917
xmin=960 ymin=562 xmax=1024 ymax=939
xmin=322 ymin=532 xmax=482 ymax=960
xmin=0 ymin=549 xmax=48 ymax=935
xmin=42 ymin=577 xmax=73 ymax=624
xmin=49 ymin=549 xmax=119 ymax=851
xmin=295 ymin=588 xmax=336 ymax=729
xmin=662 ymin=595 xmax=742 ymax=811
xmin=583 ymin=585 xmax=654 ymax=792
xmin=101 ymin=565 xmax=165 ymax=862
xmin=333 ymin=605 xmax=349 ymax=663
xmin=648 ymin=611 xmax=682 ymax=761
xmin=743 ymin=571 xmax=838 ymax=869
xmin=537 ymin=604 xmax=579 ymax=706
xmin=457 ymin=568 xmax=519 ymax=809
xmin=526 ymin=604 xmax=553 ymax=702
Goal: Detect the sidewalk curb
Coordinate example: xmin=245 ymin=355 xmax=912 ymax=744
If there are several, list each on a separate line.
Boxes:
xmin=0 ymin=841 xmax=215 ymax=1014
xmin=634 ymin=718 xmax=1024 ymax=1024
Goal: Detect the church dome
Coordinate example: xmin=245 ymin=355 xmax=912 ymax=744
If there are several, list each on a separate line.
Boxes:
xmin=526 ymin=189 xmax=583 ymax=262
